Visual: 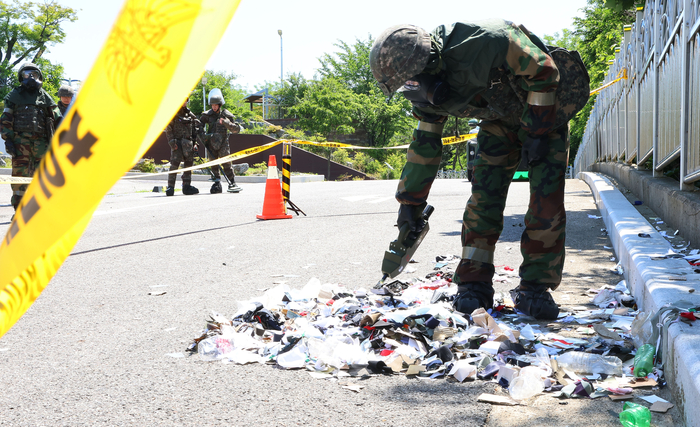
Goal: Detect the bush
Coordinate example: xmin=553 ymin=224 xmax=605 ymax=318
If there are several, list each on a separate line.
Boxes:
xmin=241 ymin=162 xmax=268 ymax=175
xmin=137 ymin=158 xmax=156 ymax=173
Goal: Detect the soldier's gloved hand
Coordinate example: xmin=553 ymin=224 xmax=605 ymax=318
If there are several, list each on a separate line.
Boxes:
xmin=4 ymin=140 xmax=16 ymax=157
xmin=522 ymin=135 xmax=549 ymax=166
xmin=397 ymin=202 xmax=427 ymax=243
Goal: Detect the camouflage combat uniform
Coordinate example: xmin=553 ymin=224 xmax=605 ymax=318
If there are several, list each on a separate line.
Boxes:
xmin=1 ymin=86 xmax=62 ymax=210
xmin=166 ymin=106 xmax=200 ymax=188
xmin=396 ymin=19 xmax=569 ymax=290
xmin=57 ymin=101 xmax=70 ymax=118
xmin=199 ymin=107 xmax=240 ymax=184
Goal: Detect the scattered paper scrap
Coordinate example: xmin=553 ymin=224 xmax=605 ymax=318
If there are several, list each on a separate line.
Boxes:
xmin=650 ymin=401 xmax=675 ymax=413
xmin=477 ymin=393 xmax=519 ymax=406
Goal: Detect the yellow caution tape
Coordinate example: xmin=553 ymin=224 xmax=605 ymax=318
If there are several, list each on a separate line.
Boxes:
xmin=0 ymin=0 xmax=242 ymax=338
xmin=589 ymin=68 xmax=628 ymax=96
xmin=0 ymin=176 xmax=33 ymax=185
xmin=127 ymin=133 xmax=476 ymax=179
xmin=122 ymin=140 xmax=284 ymax=179
xmin=441 ymin=133 xmax=477 ymax=145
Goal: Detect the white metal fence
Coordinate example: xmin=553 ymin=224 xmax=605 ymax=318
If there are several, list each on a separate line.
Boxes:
xmin=573 ymin=0 xmax=700 ymax=189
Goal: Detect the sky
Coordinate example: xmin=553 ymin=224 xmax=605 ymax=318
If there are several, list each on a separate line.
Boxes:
xmin=43 ymin=0 xmax=589 ymax=94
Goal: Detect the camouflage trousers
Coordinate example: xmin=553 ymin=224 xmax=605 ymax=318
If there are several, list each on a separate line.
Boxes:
xmin=454 ymin=121 xmax=569 ymax=290
xmin=167 ymin=138 xmax=195 ymax=187
xmin=10 ymin=134 xmax=50 ymax=210
xmin=207 ymin=143 xmax=235 ymax=183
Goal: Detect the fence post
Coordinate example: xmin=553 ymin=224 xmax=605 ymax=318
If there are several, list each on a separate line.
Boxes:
xmin=635 ymin=6 xmax=643 ymax=170
xmin=679 ymin=0 xmax=693 ymax=190
xmin=652 ymin=0 xmax=661 ymax=177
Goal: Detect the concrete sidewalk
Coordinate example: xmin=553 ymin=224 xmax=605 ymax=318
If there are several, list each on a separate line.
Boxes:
xmin=581 ymin=172 xmax=700 ymax=427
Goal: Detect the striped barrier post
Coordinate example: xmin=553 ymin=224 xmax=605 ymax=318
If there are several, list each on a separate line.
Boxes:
xmin=281 ymin=142 xmax=305 ymax=216
xmin=282 ymin=142 xmax=292 ymax=202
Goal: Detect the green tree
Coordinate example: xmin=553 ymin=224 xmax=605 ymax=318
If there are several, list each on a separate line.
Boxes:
xmin=318 ymin=38 xmax=375 ymax=95
xmin=289 ymin=77 xmax=359 ymax=137
xmin=543 ymin=28 xmax=582 ymax=51
xmin=0 ymin=0 xmax=78 ymax=98
xmin=275 ymin=72 xmax=311 ymax=112
xmin=316 ymin=37 xmax=414 ymax=147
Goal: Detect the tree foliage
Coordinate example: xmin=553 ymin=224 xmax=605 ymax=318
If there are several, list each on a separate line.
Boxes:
xmin=603 ymin=0 xmax=637 ymax=12
xmin=317 ymin=38 xmax=376 ymax=95
xmin=308 ymin=37 xmax=414 ymax=147
xmin=0 ymin=0 xmax=77 ymax=98
xmin=290 ymin=77 xmax=359 ymax=137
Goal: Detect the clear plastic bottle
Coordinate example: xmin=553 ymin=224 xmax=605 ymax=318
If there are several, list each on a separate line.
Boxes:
xmin=508 ymin=366 xmax=544 ymax=400
xmin=554 ymin=351 xmax=622 ymax=375
xmin=633 ymin=344 xmax=655 ymax=377
xmin=619 ymin=402 xmax=651 ymax=427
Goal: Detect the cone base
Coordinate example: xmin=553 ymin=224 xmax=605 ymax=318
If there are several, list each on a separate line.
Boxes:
xmin=256 ymin=214 xmax=293 ymax=220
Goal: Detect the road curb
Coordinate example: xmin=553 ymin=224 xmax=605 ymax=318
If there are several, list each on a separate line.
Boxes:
xmin=580 ymin=172 xmax=700 ymax=427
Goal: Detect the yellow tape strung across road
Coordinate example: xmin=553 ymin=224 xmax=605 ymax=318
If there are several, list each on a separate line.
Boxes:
xmin=122 ymin=133 xmax=476 ymax=179
xmin=589 ymin=68 xmax=628 ymax=96
xmin=0 ymin=0 xmax=242 ymax=338
xmin=122 ymin=140 xmax=284 ymax=179
xmin=2 ymin=132 xmax=479 ymax=185
xmin=0 ymin=176 xmax=33 ymax=185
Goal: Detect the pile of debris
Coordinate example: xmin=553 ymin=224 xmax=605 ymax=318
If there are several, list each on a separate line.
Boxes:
xmin=185 ymin=257 xmax=697 ymax=414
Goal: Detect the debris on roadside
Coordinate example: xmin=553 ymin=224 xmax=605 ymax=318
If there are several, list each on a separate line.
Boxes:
xmin=183 ymin=254 xmax=699 ymax=426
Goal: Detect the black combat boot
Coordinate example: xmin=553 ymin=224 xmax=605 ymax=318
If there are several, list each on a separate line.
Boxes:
xmin=210 ymin=181 xmax=222 ymax=194
xmin=165 ymin=186 xmax=175 ymax=196
xmin=452 ymin=281 xmax=494 ymax=314
xmin=182 ymin=184 xmax=199 ymax=195
xmin=510 ymin=281 xmax=560 ymax=320
xmin=227 ymin=182 xmax=242 ymax=193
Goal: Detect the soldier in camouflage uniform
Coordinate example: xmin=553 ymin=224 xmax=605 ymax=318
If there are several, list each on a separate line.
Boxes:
xmin=56 ymin=85 xmax=75 ymax=120
xmin=164 ymin=97 xmax=200 ymax=196
xmin=371 ymin=20 xmax=588 ymax=320
xmin=199 ymin=88 xmax=242 ymax=194
xmin=1 ymin=63 xmax=62 ymax=211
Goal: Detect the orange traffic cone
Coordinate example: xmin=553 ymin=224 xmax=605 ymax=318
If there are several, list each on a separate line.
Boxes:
xmin=256 ymin=155 xmax=293 ymax=220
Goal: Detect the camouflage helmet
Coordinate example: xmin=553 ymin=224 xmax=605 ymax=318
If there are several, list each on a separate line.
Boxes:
xmin=370 ymin=24 xmax=431 ymax=97
xmin=57 ymin=85 xmax=75 ymax=98
xmin=17 ymin=62 xmax=43 ymax=83
xmin=208 ymin=88 xmax=225 ymax=106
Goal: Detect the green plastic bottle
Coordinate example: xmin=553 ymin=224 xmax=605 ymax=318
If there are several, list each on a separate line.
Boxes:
xmin=619 ymin=402 xmax=651 ymax=427
xmin=633 ymin=344 xmax=655 ymax=377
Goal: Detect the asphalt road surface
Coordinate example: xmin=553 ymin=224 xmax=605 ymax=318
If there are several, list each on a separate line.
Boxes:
xmin=0 ymin=176 xmax=682 ymax=426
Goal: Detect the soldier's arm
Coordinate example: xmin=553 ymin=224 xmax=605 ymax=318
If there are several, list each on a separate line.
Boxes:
xmin=51 ymin=105 xmax=62 ymax=123
xmin=220 ymin=111 xmax=240 ymax=133
xmin=1 ymin=101 xmax=16 ymax=141
xmin=165 ymin=122 xmax=175 ymax=143
xmin=503 ymin=24 xmax=559 ymax=137
xmin=199 ymin=113 xmax=210 ymax=132
xmin=395 ymin=108 xmax=446 ymax=205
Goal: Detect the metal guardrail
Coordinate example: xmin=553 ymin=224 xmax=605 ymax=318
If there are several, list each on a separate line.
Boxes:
xmin=573 ymin=0 xmax=700 ymax=190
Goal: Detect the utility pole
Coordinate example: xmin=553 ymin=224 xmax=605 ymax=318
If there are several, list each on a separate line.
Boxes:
xmin=202 ymin=76 xmax=208 ymax=111
xmin=278 ymin=29 xmax=283 ymax=83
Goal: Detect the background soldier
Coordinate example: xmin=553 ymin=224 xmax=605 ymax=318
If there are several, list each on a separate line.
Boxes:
xmin=56 ymin=85 xmax=75 ymax=119
xmin=370 ymin=20 xmax=587 ymax=320
xmin=1 ymin=62 xmax=62 ymax=211
xmin=164 ymin=97 xmax=200 ymax=196
xmin=199 ymin=88 xmax=242 ymax=194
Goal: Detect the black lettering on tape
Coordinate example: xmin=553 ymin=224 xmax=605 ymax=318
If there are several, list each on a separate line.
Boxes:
xmin=38 ymin=150 xmax=66 ymax=199
xmin=58 ymin=111 xmax=98 ymax=166
xmin=5 ymin=220 xmax=19 ymax=245
xmin=20 ymin=196 xmax=40 ymax=225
